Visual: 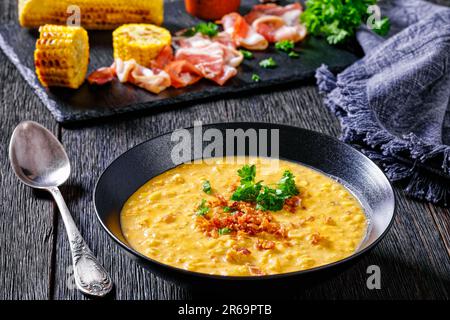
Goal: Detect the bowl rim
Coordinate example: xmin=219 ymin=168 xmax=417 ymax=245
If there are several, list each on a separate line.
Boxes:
xmin=93 ymin=121 xmax=397 ymax=281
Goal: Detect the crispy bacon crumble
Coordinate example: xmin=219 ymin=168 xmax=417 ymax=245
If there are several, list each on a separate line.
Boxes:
xmin=196 ymin=198 xmax=288 ymax=238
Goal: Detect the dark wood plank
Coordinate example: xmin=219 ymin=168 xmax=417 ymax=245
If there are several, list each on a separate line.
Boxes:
xmin=0 ymin=0 xmax=57 ymax=300
xmin=54 ymin=85 xmax=450 ymax=299
xmin=428 ymin=204 xmax=450 ymax=257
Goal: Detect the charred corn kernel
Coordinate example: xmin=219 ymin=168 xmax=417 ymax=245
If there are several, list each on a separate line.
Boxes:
xmin=113 ymin=24 xmax=171 ymax=68
xmin=18 ymin=0 xmax=164 ymax=30
xmin=34 ymin=25 xmax=89 ymax=89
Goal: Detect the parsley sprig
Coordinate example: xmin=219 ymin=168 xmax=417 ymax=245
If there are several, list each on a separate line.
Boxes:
xmin=183 ymin=22 xmax=219 ymax=37
xmin=240 ymin=49 xmax=254 ymax=59
xmin=300 ymin=0 xmax=390 ymax=45
xmin=275 ymin=40 xmax=300 ymax=59
xmin=196 ymin=199 xmax=210 ymax=216
xmin=259 ymin=57 xmax=277 ymax=69
xmin=202 ymin=180 xmax=212 ymax=194
xmin=275 ymin=40 xmax=295 ymax=53
xmin=231 ymin=165 xmax=299 ymax=211
xmin=218 ymin=228 xmax=232 ymax=235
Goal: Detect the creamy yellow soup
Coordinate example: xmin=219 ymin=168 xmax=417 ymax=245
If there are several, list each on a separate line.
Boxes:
xmin=121 ymin=157 xmax=367 ymax=276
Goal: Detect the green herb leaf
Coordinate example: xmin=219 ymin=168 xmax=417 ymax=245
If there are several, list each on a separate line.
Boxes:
xmin=231 ymin=181 xmax=262 ymax=202
xmin=224 ymin=206 xmax=238 ymax=215
xmin=240 ymin=49 xmax=254 ymax=59
xmin=277 ymin=170 xmax=299 ymax=198
xmin=182 ymin=28 xmax=196 ymax=37
xmin=300 ymin=0 xmax=389 ymax=45
xmin=230 ymin=166 xmax=299 ymax=212
xmin=202 ymin=180 xmax=212 ymax=194
xmin=252 ymin=74 xmax=261 ymax=82
xmin=256 ymin=186 xmax=285 ymax=211
xmin=218 ymin=228 xmax=232 ymax=235
xmin=184 ymin=22 xmax=219 ymax=37
xmin=372 ymin=17 xmax=390 ymax=36
xmin=237 ymin=164 xmax=256 ymax=183
xmin=196 ymin=199 xmax=209 ymax=216
xmin=275 ymin=40 xmax=295 ymax=53
xmin=288 ymin=51 xmax=300 ymax=59
xmin=259 ymin=57 xmax=277 ymax=69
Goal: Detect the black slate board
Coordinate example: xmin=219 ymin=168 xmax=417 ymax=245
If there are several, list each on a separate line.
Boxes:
xmin=0 ymin=0 xmax=358 ymax=123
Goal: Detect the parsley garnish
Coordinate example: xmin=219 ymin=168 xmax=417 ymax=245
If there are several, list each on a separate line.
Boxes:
xmin=231 ymin=181 xmax=262 ymax=202
xmin=230 ymin=165 xmax=299 ymax=211
xmin=232 ymin=164 xmax=263 ymax=202
xmin=218 ymin=228 xmax=232 ymax=235
xmin=277 ymin=170 xmax=299 ymax=198
xmin=237 ymin=164 xmax=256 ymax=183
xmin=223 ymin=206 xmax=238 ymax=215
xmin=372 ymin=17 xmax=390 ymax=36
xmin=275 ymin=40 xmax=299 ymax=59
xmin=183 ymin=22 xmax=219 ymax=37
xmin=259 ymin=57 xmax=277 ymax=69
xmin=288 ymin=51 xmax=300 ymax=59
xmin=275 ymin=40 xmax=295 ymax=53
xmin=252 ymin=74 xmax=261 ymax=82
xmin=240 ymin=49 xmax=254 ymax=59
xmin=202 ymin=180 xmax=212 ymax=194
xmin=196 ymin=199 xmax=209 ymax=216
xmin=256 ymin=186 xmax=285 ymax=211
xmin=300 ymin=0 xmax=390 ymax=45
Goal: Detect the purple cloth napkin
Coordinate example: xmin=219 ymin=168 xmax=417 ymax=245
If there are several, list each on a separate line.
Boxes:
xmin=316 ymin=0 xmax=450 ymax=206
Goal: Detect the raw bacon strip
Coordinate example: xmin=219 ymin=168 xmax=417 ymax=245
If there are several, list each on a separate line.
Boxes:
xmin=150 ymin=45 xmax=174 ymax=69
xmin=114 ymin=59 xmax=171 ymax=94
xmin=87 ymin=65 xmax=116 ymax=85
xmin=245 ymin=3 xmax=303 ymax=25
xmin=173 ymin=33 xmax=214 ymax=49
xmin=130 ymin=66 xmax=171 ymax=94
xmin=252 ymin=15 xmax=285 ymax=43
xmin=213 ymin=31 xmax=236 ymax=49
xmin=175 ymin=36 xmax=243 ymax=86
xmin=220 ymin=12 xmax=268 ymax=50
xmin=253 ymin=16 xmax=307 ymax=43
xmin=221 ymin=44 xmax=244 ymax=67
xmin=245 ymin=2 xmax=306 ymax=43
xmin=176 ymin=42 xmax=225 ymax=80
xmin=164 ymin=60 xmax=203 ymax=88
xmin=115 ymin=59 xmax=136 ymax=83
xmin=211 ymin=65 xmax=238 ymax=86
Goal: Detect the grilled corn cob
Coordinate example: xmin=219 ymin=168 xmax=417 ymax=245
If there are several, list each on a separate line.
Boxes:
xmin=19 ymin=0 xmax=164 ymax=30
xmin=34 ymin=25 xmax=89 ymax=89
xmin=113 ymin=24 xmax=171 ymax=68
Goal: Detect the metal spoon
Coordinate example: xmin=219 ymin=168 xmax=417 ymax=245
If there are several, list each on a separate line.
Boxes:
xmin=9 ymin=121 xmax=113 ymax=297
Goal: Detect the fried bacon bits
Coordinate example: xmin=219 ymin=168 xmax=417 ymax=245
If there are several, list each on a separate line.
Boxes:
xmin=256 ymin=239 xmax=275 ymax=250
xmin=225 ymin=245 xmax=252 ymax=264
xmin=283 ymin=195 xmax=301 ymax=213
xmin=310 ymin=232 xmax=322 ymax=245
xmin=196 ymin=199 xmax=288 ymax=239
xmin=248 ymin=264 xmax=265 ymax=275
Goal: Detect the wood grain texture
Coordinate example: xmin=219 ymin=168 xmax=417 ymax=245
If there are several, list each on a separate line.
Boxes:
xmin=1 ymin=0 xmax=450 ymax=300
xmin=0 ymin=0 xmax=57 ymax=299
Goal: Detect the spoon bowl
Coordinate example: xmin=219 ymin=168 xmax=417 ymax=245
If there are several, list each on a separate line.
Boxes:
xmin=9 ymin=121 xmax=70 ymax=189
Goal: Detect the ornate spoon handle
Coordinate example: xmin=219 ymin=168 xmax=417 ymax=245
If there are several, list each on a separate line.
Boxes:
xmin=49 ymin=187 xmax=113 ymax=297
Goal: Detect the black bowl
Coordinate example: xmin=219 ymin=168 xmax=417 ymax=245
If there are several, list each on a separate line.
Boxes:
xmin=94 ymin=122 xmax=395 ymax=290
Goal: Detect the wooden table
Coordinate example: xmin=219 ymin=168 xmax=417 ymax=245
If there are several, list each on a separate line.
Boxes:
xmin=1 ymin=0 xmax=450 ymax=300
